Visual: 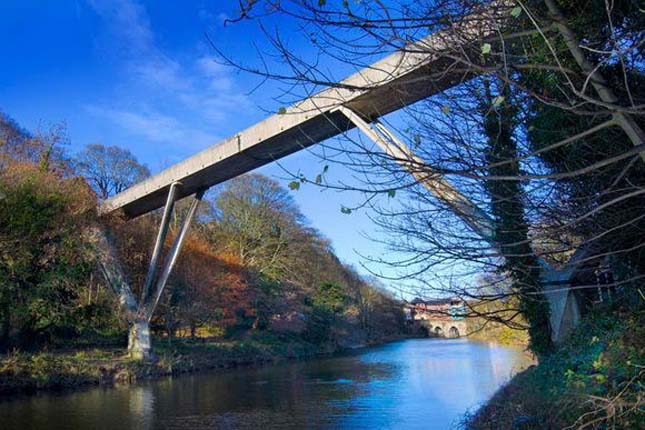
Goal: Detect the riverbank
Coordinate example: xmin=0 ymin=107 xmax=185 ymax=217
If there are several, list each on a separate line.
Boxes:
xmin=468 ymin=322 xmax=530 ymax=349
xmin=466 ymin=308 xmax=644 ymax=430
xmin=0 ymin=333 xmax=410 ymax=398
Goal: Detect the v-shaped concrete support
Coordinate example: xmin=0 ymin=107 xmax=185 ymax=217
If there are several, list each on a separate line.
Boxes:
xmin=140 ymin=188 xmax=205 ymax=323
xmin=93 ymin=186 xmax=206 ymax=359
xmin=139 ymin=181 xmax=180 ymax=306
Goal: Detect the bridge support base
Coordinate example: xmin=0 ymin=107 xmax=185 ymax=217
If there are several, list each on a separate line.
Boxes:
xmin=128 ymin=318 xmax=152 ymax=360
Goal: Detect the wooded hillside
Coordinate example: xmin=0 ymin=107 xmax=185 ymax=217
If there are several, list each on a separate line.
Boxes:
xmin=0 ymin=112 xmax=405 ymax=352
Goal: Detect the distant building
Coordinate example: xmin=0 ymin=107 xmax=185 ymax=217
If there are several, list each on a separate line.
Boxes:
xmin=403 ymin=297 xmax=466 ymax=322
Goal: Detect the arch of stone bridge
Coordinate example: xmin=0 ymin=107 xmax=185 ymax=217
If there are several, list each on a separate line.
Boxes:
xmin=418 ymin=320 xmax=468 ymax=339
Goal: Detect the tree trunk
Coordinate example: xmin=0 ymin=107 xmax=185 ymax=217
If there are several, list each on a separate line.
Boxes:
xmin=481 ymin=83 xmax=554 ymax=355
xmin=128 ymin=318 xmax=152 ymax=360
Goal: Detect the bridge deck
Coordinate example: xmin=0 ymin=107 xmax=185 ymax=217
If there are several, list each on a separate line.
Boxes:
xmin=99 ymin=8 xmax=500 ymax=218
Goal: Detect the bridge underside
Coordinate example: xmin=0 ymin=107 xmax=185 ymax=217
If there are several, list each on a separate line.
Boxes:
xmin=99 ymin=5 xmax=497 ymax=219
xmin=100 ymin=63 xmax=473 ymax=219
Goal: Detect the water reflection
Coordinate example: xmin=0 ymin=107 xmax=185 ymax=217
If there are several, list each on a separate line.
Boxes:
xmin=0 ymin=339 xmax=531 ymax=430
xmin=129 ymin=385 xmax=155 ymax=430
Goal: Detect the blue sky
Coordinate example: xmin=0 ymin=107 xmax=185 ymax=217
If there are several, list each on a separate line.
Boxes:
xmin=0 ymin=0 xmax=407 ymax=286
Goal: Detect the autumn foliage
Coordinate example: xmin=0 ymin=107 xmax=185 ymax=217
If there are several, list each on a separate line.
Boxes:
xmin=0 ymin=160 xmax=118 ymax=349
xmin=0 ymin=112 xmax=405 ymax=351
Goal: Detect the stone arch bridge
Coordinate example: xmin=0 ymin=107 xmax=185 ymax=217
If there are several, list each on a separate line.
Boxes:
xmin=416 ymin=319 xmax=468 ymax=339
xmin=404 ymin=298 xmax=469 ymax=338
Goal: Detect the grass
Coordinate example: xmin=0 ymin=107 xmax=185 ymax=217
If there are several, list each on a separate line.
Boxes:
xmin=0 ymin=350 xmax=110 ymax=395
xmin=466 ymin=306 xmax=644 ymax=430
xmin=0 ymin=333 xmax=324 ymax=397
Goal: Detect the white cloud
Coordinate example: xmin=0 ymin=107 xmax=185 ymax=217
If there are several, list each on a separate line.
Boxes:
xmin=197 ymin=8 xmax=230 ymax=27
xmin=85 ymin=105 xmax=217 ymax=149
xmin=85 ymin=0 xmax=250 ymax=153
xmin=196 ymin=57 xmax=234 ymax=92
xmin=87 ymin=0 xmax=155 ymax=57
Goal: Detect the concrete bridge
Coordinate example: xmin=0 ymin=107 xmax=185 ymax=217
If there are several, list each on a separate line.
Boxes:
xmin=93 ymin=2 xmax=642 ymax=358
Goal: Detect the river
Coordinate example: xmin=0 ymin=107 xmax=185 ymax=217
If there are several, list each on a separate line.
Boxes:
xmin=0 ymin=339 xmax=531 ymax=430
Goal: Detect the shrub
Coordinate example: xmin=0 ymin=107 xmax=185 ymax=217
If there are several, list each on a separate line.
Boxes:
xmin=0 ymin=162 xmax=113 ymax=350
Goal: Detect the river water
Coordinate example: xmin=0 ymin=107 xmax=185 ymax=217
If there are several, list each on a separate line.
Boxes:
xmin=0 ymin=339 xmax=531 ymax=430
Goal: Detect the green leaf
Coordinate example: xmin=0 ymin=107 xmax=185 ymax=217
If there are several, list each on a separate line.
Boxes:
xmin=593 ymin=353 xmax=604 ymax=370
xmin=288 ymin=181 xmax=300 ymax=190
xmin=441 ymin=105 xmax=450 ymax=114
xmin=492 ymin=95 xmax=505 ymax=106
xmin=413 ymin=134 xmax=422 ymax=146
xmin=277 ymin=107 xmax=287 ymax=114
xmin=481 ymin=43 xmax=492 ymax=54
xmin=510 ymin=6 xmax=522 ymax=17
xmin=318 ymin=0 xmax=326 ymax=6
xmin=315 ymin=174 xmax=322 ymax=184
xmin=387 ymin=189 xmax=396 ymax=198
xmin=340 ymin=206 xmax=352 ymax=214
